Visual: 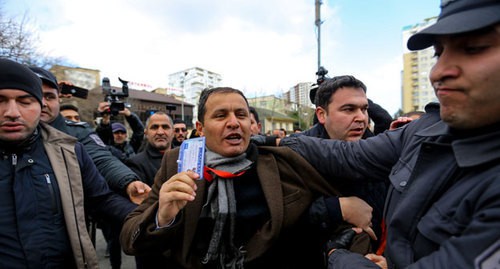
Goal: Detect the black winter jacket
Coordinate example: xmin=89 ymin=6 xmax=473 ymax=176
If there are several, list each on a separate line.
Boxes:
xmin=0 ymin=124 xmax=135 ymax=268
xmin=125 ymin=143 xmax=164 ymax=186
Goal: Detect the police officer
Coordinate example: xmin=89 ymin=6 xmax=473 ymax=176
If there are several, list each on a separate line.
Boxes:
xmin=29 ymin=66 xmax=151 ymax=269
xmin=28 ymin=66 xmax=151 ymax=203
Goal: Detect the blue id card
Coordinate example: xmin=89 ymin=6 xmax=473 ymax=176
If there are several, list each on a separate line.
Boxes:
xmin=177 ymin=137 xmax=205 ymax=179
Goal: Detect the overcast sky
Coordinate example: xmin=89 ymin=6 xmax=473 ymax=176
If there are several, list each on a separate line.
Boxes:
xmin=4 ymin=0 xmax=439 ymax=115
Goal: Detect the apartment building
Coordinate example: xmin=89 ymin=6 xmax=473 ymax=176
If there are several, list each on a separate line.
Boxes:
xmin=401 ymin=17 xmax=439 ymax=113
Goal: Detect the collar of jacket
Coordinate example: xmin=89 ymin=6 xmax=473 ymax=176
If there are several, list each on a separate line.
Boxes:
xmin=301 ymin=123 xmax=330 ymax=139
xmin=302 ymin=123 xmax=373 ymax=139
xmin=416 ymin=120 xmax=500 ymax=167
xmin=145 ymin=142 xmax=166 ymax=158
xmin=48 ymin=114 xmax=70 ymax=133
xmin=40 ymin=122 xmax=78 ymax=146
xmin=0 ymin=125 xmax=40 ymax=153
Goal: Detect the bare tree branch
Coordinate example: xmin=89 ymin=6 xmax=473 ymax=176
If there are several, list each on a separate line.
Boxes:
xmin=0 ymin=3 xmax=67 ymax=67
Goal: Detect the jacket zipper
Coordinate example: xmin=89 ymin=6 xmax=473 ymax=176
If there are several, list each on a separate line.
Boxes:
xmin=45 ymin=174 xmax=58 ymax=214
xmin=12 ymin=154 xmax=17 ymax=166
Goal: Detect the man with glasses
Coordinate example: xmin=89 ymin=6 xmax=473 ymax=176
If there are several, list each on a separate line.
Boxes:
xmin=171 ymin=119 xmax=188 ymax=148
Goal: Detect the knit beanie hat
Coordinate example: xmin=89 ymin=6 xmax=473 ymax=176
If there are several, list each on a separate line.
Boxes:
xmin=0 ymin=58 xmax=43 ymax=106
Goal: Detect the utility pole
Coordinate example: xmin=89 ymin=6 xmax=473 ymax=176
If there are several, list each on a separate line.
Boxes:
xmin=182 ymin=71 xmax=187 ymax=121
xmin=315 ymin=0 xmax=323 ymax=70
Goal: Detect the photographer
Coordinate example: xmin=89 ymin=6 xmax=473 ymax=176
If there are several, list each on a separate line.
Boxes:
xmin=96 ymin=101 xmax=144 ymax=162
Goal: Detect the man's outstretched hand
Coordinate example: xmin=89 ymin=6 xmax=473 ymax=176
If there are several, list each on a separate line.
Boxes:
xmin=126 ymin=180 xmax=152 ymax=204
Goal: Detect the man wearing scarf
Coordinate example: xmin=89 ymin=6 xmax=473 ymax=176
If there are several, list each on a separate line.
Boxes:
xmin=121 ymin=87 xmax=362 ymax=268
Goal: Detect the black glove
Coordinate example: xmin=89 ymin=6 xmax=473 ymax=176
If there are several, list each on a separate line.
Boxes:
xmin=325 ymin=228 xmax=356 ymax=254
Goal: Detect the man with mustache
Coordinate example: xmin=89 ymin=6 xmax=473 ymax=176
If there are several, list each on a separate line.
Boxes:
xmin=126 ymin=111 xmax=174 ymax=187
xmin=125 ymin=111 xmax=175 ymax=268
xmin=171 ymin=119 xmax=188 ymax=148
xmin=120 ymin=87 xmax=369 ymax=268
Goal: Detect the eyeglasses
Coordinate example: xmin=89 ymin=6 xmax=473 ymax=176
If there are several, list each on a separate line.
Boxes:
xmin=174 ymin=128 xmax=187 ymax=133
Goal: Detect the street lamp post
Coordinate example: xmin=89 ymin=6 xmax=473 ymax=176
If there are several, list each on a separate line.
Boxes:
xmin=181 ymin=71 xmax=188 ymax=121
xmin=181 ymin=91 xmax=185 ymax=121
xmin=315 ymin=0 xmax=323 ymax=70
xmin=298 ymin=103 xmax=302 ymax=130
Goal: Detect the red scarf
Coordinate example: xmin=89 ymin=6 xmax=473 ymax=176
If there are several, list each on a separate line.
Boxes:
xmin=203 ymin=166 xmax=246 ymax=182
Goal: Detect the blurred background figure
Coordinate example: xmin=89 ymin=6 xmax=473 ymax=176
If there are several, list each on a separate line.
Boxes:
xmin=389 ymin=111 xmax=425 ymax=130
xmin=60 ymin=103 xmax=81 ymax=122
xmin=273 ymin=128 xmax=287 ymax=138
xmin=249 ymin=106 xmax=263 ymax=135
xmin=171 ymin=119 xmax=188 ymax=148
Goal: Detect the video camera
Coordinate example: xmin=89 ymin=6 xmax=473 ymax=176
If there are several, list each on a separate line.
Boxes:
xmin=309 ymin=66 xmax=329 ymax=104
xmin=315 ymin=66 xmax=328 ymax=86
xmin=102 ymin=77 xmax=130 ymax=116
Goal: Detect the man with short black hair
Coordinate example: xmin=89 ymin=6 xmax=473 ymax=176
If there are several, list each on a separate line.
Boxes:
xmin=60 ymin=103 xmax=81 ymax=122
xmin=281 ymin=0 xmax=500 ymax=267
xmin=296 ymin=75 xmax=386 ymax=250
xmin=171 ymin=119 xmax=188 ymax=148
xmin=249 ymin=106 xmax=262 ymax=135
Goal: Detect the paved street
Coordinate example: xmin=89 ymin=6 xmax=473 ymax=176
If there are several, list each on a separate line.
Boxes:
xmin=96 ymin=228 xmax=136 ymax=269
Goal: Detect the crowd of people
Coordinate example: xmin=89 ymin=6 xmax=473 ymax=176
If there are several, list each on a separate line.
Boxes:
xmin=0 ymin=0 xmax=499 ymax=268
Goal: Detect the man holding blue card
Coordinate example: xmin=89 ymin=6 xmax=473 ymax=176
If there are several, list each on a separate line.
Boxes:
xmin=120 ymin=87 xmax=372 ymax=268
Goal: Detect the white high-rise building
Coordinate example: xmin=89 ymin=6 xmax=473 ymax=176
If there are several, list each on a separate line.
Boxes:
xmin=168 ymin=67 xmax=222 ymax=124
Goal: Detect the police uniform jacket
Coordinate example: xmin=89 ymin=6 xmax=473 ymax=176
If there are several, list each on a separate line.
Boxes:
xmin=50 ymin=114 xmax=139 ymax=195
xmin=281 ymin=103 xmax=500 ymax=269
